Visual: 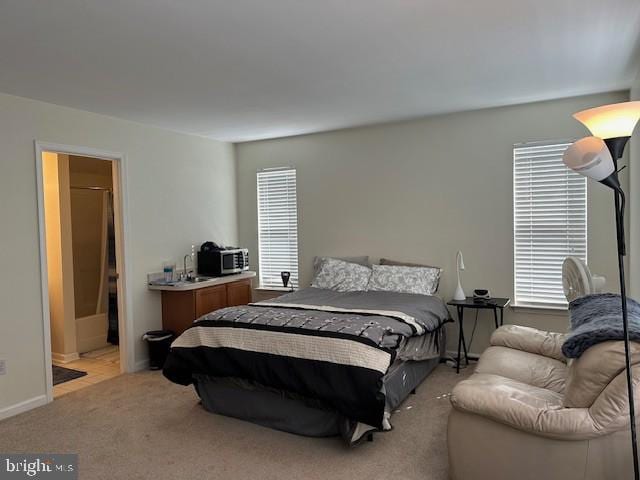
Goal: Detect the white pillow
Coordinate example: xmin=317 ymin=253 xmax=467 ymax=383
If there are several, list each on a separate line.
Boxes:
xmin=311 ymin=258 xmax=372 ymax=292
xmin=367 ymin=264 xmax=441 ymax=295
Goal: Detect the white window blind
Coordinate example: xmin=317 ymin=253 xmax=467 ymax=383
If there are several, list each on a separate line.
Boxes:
xmin=257 ymin=167 xmax=299 ymax=288
xmin=513 ymin=141 xmax=587 ymax=309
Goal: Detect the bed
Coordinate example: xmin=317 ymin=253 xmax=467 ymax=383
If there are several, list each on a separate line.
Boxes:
xmin=163 ymin=286 xmax=451 ymax=444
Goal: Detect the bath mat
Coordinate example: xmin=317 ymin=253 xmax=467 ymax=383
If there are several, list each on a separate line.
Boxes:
xmin=52 ymin=365 xmax=87 ymax=386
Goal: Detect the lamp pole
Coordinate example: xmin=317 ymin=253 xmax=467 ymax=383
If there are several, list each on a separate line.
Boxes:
xmin=603 ymin=136 xmax=638 ymax=480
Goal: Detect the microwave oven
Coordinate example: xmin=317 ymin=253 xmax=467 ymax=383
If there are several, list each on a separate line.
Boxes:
xmin=197 ymin=247 xmax=249 ymax=276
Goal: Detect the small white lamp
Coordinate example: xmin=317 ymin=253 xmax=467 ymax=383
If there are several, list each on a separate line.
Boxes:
xmin=562 ymin=136 xmax=617 ymax=186
xmin=453 ymin=251 xmax=466 ymax=301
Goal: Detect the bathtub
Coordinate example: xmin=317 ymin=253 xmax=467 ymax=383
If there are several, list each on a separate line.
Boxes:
xmin=76 ymin=312 xmax=109 ymax=354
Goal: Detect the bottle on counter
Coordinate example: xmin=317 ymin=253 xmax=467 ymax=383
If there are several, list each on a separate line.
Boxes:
xmin=162 ymin=261 xmax=175 ymax=283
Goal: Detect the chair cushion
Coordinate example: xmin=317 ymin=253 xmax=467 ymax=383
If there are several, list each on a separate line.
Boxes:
xmin=491 ymin=325 xmax=566 ymax=363
xmin=476 ymin=346 xmax=567 ymax=394
xmin=589 ymin=364 xmax=640 ymax=433
xmin=564 ymin=341 xmax=640 ymax=407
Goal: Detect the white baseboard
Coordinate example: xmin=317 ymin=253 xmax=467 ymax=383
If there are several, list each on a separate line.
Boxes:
xmin=0 ymin=395 xmax=48 ymax=421
xmin=52 ymin=351 xmax=80 ymax=364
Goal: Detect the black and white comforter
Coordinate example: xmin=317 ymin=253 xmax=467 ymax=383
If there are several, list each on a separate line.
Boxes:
xmin=163 ymin=288 xmax=451 ymax=429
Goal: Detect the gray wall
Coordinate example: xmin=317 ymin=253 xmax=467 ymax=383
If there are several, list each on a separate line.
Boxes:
xmin=236 ymin=91 xmax=629 ymax=355
xmin=0 ymin=92 xmax=236 ymax=415
xmin=630 ymin=73 xmax=640 ymax=300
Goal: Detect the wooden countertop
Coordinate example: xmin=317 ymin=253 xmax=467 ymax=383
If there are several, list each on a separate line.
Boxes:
xmin=148 ymin=271 xmax=256 ymax=291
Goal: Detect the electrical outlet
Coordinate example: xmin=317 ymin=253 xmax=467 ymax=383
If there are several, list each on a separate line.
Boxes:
xmin=0 ymin=359 xmax=6 ymax=375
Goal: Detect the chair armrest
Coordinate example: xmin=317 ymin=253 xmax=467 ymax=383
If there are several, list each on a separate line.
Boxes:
xmin=491 ymin=325 xmax=566 ymax=363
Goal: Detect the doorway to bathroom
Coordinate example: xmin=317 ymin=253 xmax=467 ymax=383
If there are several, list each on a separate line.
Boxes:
xmin=36 ymin=143 xmax=130 ymax=401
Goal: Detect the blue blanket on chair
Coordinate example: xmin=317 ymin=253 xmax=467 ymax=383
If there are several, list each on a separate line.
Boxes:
xmin=562 ymin=293 xmax=640 ymax=359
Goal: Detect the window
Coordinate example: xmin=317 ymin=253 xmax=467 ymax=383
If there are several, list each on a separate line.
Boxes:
xmin=257 ymin=167 xmax=299 ymax=288
xmin=513 ymin=140 xmax=587 ymax=309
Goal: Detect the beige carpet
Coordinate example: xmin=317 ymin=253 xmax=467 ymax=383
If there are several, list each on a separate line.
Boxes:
xmin=0 ymin=365 xmax=472 ymax=480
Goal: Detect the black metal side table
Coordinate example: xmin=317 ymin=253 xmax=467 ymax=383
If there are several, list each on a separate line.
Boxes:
xmin=447 ymin=297 xmax=511 ymax=373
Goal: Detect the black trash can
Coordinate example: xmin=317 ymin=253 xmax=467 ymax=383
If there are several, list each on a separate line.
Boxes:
xmin=142 ymin=330 xmax=175 ymax=370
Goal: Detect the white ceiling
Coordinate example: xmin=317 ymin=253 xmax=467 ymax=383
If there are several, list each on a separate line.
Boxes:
xmin=1 ymin=0 xmax=639 ymax=142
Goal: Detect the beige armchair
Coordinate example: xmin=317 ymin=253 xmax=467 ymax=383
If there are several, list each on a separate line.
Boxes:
xmin=447 ymin=325 xmax=640 ymax=480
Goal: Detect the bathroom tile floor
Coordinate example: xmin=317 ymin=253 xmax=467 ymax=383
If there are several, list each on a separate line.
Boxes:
xmin=53 ymin=346 xmax=121 ymax=399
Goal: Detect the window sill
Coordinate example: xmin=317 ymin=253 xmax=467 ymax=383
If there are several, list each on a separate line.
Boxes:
xmin=511 ymin=304 xmax=568 ymax=316
xmin=255 ymin=286 xmax=297 ymax=292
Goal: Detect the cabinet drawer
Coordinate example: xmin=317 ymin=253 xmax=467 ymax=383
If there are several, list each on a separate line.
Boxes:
xmin=195 ymin=285 xmax=227 ymax=318
xmin=226 ymin=279 xmax=252 ymax=307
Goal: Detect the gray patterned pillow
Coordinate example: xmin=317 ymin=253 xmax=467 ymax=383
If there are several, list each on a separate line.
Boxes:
xmin=379 ymin=258 xmax=443 ymax=292
xmin=312 ymin=256 xmax=369 ymax=277
xmin=367 ymin=264 xmax=440 ymax=295
xmin=311 ymin=258 xmax=372 ymax=292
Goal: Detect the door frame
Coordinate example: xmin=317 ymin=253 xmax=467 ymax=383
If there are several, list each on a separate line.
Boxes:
xmin=35 ymin=141 xmax=134 ymax=402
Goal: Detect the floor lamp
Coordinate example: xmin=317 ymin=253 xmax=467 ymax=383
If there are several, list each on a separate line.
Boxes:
xmin=562 ymin=101 xmax=640 ymax=480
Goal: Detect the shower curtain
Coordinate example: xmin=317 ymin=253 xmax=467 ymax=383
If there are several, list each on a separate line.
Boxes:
xmin=99 ymin=191 xmax=119 ymax=345
xmin=106 ymin=192 xmax=118 ymax=344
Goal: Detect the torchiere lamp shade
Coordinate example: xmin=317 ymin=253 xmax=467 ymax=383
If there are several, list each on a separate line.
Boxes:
xmin=562 ymin=136 xmax=615 ymax=182
xmin=573 ymin=101 xmax=640 ymax=139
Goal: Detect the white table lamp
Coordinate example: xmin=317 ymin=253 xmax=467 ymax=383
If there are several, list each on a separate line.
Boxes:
xmin=453 ymin=251 xmax=466 ymax=301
